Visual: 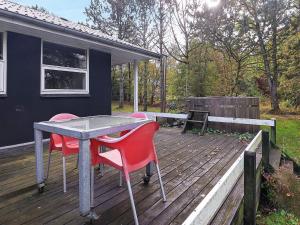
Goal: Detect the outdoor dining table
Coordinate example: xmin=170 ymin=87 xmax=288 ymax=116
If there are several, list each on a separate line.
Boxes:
xmin=34 ymin=115 xmax=152 ymax=219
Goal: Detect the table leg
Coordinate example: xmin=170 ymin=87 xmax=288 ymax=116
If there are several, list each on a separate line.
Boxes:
xmin=144 ymin=162 xmax=154 ymax=184
xmin=34 ymin=129 xmax=45 ymax=192
xmin=146 ymin=162 xmax=154 ymax=176
xmin=79 ymin=139 xmax=94 ymax=218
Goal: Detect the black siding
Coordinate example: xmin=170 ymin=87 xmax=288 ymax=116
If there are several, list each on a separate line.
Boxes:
xmin=0 ymin=32 xmax=111 ymax=147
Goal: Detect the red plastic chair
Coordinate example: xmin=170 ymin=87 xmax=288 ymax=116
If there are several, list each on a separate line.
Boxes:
xmin=47 ymin=113 xmax=79 ymax=192
xmin=120 ymin=112 xmax=148 ymax=136
xmin=97 ymin=112 xmax=148 ymax=176
xmin=90 ymin=121 xmax=166 ymax=225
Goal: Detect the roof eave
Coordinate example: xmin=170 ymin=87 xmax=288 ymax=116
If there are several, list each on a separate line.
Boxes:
xmin=0 ymin=9 xmax=161 ymax=60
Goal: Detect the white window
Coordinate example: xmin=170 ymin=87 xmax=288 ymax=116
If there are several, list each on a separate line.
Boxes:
xmin=41 ymin=41 xmax=89 ymax=95
xmin=0 ymin=31 xmax=7 ymax=95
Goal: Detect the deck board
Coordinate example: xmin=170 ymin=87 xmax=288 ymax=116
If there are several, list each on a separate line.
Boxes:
xmin=0 ymin=128 xmax=247 ymax=225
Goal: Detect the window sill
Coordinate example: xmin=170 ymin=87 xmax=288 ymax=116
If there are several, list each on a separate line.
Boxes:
xmin=40 ymin=93 xmax=91 ymax=98
xmin=0 ymin=93 xmax=7 ymax=97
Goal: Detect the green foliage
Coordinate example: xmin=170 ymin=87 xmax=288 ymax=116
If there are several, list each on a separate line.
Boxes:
xmin=237 ymin=132 xmax=254 ymax=141
xmin=257 ymin=210 xmax=299 ymax=225
xmin=206 ymin=128 xmax=254 ymax=141
xmin=206 ymin=128 xmax=224 ymax=134
xmin=279 ymin=31 xmax=300 ymax=108
xmin=169 ymin=62 xmax=188 ymax=99
xmin=189 ymin=128 xmax=203 ymax=135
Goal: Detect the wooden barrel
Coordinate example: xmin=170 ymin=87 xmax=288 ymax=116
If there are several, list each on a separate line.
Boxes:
xmin=186 ymin=97 xmax=260 ymax=133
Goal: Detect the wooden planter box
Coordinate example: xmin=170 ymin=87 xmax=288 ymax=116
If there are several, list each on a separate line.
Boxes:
xmin=186 ymin=97 xmax=260 ymax=133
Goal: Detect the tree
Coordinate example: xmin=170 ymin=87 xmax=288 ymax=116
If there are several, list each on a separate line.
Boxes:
xmin=148 ymin=62 xmax=160 ymax=105
xmin=31 ymin=5 xmax=50 ymax=14
xmin=279 ymin=24 xmax=300 ymax=108
xmin=135 ymin=0 xmax=156 ymax=111
xmin=164 ymin=0 xmax=199 ymax=97
xmin=197 ymin=0 xmax=256 ymax=96
xmin=85 ymin=0 xmax=136 ymax=108
xmin=155 ymin=0 xmax=169 ymax=112
xmin=241 ymin=0 xmax=296 ymax=112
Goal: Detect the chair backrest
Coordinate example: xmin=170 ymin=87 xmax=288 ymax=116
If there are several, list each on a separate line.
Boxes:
xmin=49 ymin=113 xmax=78 ymax=150
xmin=120 ymin=112 xmax=148 ymax=136
xmin=130 ymin=112 xmax=148 ymax=119
xmin=117 ymin=121 xmax=159 ymax=174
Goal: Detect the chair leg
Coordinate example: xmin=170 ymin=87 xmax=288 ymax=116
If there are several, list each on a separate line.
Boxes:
xmin=99 ymin=146 xmax=105 ymax=176
xmin=126 ymin=177 xmax=139 ymax=225
xmin=155 ymin=163 xmax=167 ymax=202
xmin=99 ymin=164 xmax=104 ymax=176
xmin=75 ymin=154 xmax=79 ymax=169
xmin=63 ymin=156 xmax=67 ymax=193
xmin=119 ymin=171 xmax=123 ymax=187
xmin=91 ymin=166 xmax=94 ymax=207
xmin=46 ymin=151 xmax=52 ymax=180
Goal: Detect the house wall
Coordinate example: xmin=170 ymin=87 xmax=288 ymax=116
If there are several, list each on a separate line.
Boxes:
xmin=0 ymin=32 xmax=112 ymax=147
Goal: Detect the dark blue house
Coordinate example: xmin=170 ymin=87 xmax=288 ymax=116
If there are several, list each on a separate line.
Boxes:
xmin=0 ymin=0 xmax=160 ymax=148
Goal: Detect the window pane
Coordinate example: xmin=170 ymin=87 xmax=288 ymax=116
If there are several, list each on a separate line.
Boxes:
xmin=43 ymin=42 xmax=87 ymax=69
xmin=0 ymin=33 xmax=3 ymax=60
xmin=44 ymin=69 xmax=86 ymax=90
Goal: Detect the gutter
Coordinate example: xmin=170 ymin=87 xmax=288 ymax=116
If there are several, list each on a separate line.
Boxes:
xmin=0 ymin=9 xmax=161 ymax=59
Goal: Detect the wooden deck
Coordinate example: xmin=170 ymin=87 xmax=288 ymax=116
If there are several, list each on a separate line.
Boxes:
xmin=0 ymin=128 xmax=247 ymax=225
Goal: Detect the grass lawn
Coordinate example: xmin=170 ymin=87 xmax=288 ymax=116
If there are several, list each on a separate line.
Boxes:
xmin=257 ymin=210 xmax=299 ymax=225
xmin=261 ymin=114 xmax=300 ymax=165
xmin=261 ymin=101 xmax=300 ymax=165
xmin=112 ymin=101 xmax=160 ymax=113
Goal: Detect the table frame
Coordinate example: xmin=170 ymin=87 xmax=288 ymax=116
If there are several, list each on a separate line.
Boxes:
xmin=34 ymin=115 xmax=152 ymax=218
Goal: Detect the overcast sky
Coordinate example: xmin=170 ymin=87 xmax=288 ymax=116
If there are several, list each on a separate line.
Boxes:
xmin=14 ymin=0 xmax=89 ymax=22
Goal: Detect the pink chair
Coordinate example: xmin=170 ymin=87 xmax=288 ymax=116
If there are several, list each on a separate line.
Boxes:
xmin=98 ymin=112 xmax=148 ymax=176
xmin=90 ymin=121 xmax=166 ymax=225
xmin=47 ymin=113 xmax=79 ymax=192
xmin=120 ymin=112 xmax=148 ymax=136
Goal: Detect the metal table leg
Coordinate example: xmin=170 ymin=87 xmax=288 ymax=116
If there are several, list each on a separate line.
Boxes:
xmin=79 ymin=139 xmax=98 ymax=219
xmin=79 ymin=139 xmax=91 ymax=216
xmin=34 ymin=129 xmax=45 ymax=193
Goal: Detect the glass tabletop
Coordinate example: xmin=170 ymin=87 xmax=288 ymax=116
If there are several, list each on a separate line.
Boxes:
xmin=41 ymin=115 xmax=149 ymax=132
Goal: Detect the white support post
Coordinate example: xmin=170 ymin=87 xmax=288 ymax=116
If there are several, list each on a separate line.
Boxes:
xmin=133 ymin=60 xmax=139 ymax=112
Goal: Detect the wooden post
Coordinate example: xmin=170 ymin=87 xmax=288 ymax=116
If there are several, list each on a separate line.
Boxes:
xmin=244 ymin=151 xmax=256 ymax=225
xmin=133 ymin=60 xmax=138 ymax=112
xmin=262 ymin=131 xmax=270 ymax=172
xmin=270 ymin=118 xmax=276 ymax=147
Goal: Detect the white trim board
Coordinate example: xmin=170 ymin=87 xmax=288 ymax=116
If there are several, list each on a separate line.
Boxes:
xmin=143 ymin=112 xmax=275 ymax=127
xmin=0 ymin=139 xmax=50 ymax=152
xmin=208 ymin=116 xmax=275 ymax=127
xmin=0 ymin=30 xmax=7 ymax=94
xmin=182 ymin=151 xmax=245 ymax=225
xmin=245 ymin=130 xmax=262 ymax=152
xmin=144 ymin=112 xmax=188 ymax=119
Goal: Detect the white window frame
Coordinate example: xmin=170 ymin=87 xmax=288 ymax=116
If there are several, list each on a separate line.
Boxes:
xmin=41 ymin=41 xmax=89 ymax=95
xmin=0 ymin=31 xmax=7 ymax=95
